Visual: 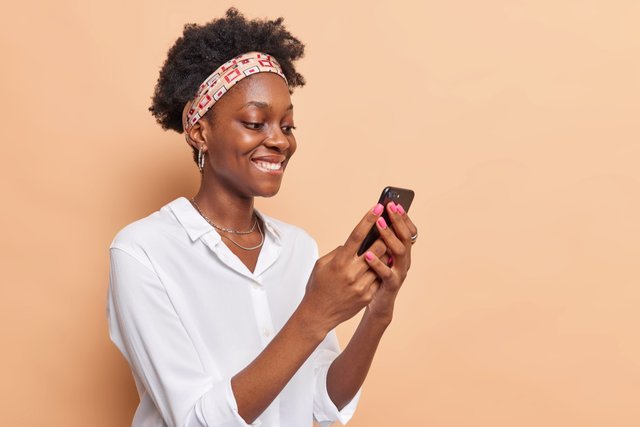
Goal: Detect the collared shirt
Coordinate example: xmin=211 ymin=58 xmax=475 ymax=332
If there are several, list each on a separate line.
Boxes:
xmin=107 ymin=197 xmax=361 ymax=427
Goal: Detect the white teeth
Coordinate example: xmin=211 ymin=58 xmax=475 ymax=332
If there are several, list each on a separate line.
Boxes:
xmin=255 ymin=161 xmax=282 ymax=171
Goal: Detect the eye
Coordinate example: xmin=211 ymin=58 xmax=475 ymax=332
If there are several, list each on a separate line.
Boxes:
xmin=243 ymin=122 xmax=264 ymax=130
xmin=282 ymin=125 xmax=296 ymax=135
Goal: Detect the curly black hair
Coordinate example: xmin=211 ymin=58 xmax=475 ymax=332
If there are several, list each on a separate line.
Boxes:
xmin=149 ymin=7 xmax=305 ymax=137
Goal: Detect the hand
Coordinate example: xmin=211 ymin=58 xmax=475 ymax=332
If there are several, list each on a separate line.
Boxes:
xmin=302 ymin=204 xmax=389 ymax=334
xmin=363 ymin=202 xmax=418 ymax=322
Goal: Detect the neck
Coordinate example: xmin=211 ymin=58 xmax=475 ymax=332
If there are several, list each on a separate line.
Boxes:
xmin=192 ymin=177 xmax=256 ymax=231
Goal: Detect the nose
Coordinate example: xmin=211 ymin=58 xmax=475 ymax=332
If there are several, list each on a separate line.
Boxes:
xmin=264 ymin=125 xmax=290 ymax=152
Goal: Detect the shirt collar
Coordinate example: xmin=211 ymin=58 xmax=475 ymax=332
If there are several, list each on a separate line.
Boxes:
xmin=168 ymin=197 xmax=282 ymax=244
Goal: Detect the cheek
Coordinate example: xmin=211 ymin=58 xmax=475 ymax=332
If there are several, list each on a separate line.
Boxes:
xmin=288 ymin=137 xmax=298 ymax=155
xmin=213 ymin=136 xmax=257 ymax=159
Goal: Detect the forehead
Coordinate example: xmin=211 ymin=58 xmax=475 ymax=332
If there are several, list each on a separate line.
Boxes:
xmin=214 ymin=73 xmax=292 ymax=112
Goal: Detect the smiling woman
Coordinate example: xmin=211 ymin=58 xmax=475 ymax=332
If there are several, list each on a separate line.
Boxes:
xmin=107 ymin=7 xmax=418 ymax=427
xmin=191 ymin=71 xmax=296 ymax=201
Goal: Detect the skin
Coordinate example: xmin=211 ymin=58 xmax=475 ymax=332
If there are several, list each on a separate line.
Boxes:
xmin=185 ymin=72 xmax=418 ymax=423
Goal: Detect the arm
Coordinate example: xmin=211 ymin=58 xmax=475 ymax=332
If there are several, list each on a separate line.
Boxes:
xmin=235 ymin=202 xmax=421 ymax=423
xmin=232 ymin=207 xmax=390 ymax=423
xmin=325 ymin=308 xmax=390 ymax=411
xmin=109 ymin=207 xmax=389 ymax=427
xmin=326 ymin=201 xmax=419 ymax=410
xmin=109 ymin=248 xmax=252 ymax=427
xmin=229 ymin=301 xmax=326 ymax=423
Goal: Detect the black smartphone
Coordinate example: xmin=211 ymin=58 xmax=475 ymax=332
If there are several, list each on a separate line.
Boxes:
xmin=357 ymin=186 xmax=415 ymax=256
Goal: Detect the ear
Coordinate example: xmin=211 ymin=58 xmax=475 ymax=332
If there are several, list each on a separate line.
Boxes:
xmin=185 ymin=122 xmax=208 ymax=153
xmin=182 ymin=100 xmax=210 ymax=152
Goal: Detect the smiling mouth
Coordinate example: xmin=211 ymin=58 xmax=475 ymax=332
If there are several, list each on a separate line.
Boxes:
xmin=251 ymin=159 xmax=284 ymax=174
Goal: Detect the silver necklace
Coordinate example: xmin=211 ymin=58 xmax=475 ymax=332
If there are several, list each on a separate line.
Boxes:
xmin=222 ymin=220 xmax=264 ymax=251
xmin=190 ymin=198 xmax=258 ymax=234
xmin=190 ymin=198 xmax=264 ymax=251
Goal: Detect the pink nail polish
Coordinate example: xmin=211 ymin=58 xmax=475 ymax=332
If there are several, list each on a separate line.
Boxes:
xmin=365 ymin=251 xmax=374 ymax=261
xmin=388 ymin=202 xmax=398 ymax=213
xmin=372 ymin=203 xmax=384 ymax=216
xmin=397 ymin=204 xmax=405 ymax=215
xmin=377 ymin=217 xmax=387 ymax=229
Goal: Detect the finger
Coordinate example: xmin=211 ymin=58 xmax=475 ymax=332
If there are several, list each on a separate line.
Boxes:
xmin=374 ymin=216 xmax=406 ymax=258
xmin=386 ymin=254 xmax=394 ymax=267
xmin=380 ymin=252 xmax=391 ymax=266
xmin=395 ymin=203 xmax=418 ymax=237
xmin=342 ymin=203 xmax=385 ymax=255
xmin=364 ymin=251 xmax=395 ymax=283
xmin=367 ymin=238 xmax=388 ymax=258
xmin=359 ymin=269 xmax=379 ymax=288
xmin=363 ymin=279 xmax=380 ymax=302
xmin=354 ymin=238 xmax=388 ymax=278
xmin=386 ymin=202 xmax=412 ymax=244
xmin=357 ymin=269 xmax=380 ymax=301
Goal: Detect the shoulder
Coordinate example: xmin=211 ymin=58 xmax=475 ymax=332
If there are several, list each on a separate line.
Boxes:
xmin=109 ymin=199 xmax=185 ymax=263
xmin=259 ymin=212 xmax=319 ymax=258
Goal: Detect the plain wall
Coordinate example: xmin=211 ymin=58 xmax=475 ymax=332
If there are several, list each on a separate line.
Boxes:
xmin=1 ymin=1 xmax=639 ymax=426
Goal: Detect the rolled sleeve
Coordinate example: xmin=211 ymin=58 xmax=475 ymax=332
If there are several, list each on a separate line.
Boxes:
xmin=189 ymin=378 xmax=260 ymax=427
xmin=108 ymin=247 xmax=259 ymax=427
xmin=312 ymin=332 xmax=362 ymax=426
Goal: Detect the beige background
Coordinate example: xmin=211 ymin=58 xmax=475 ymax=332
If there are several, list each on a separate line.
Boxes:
xmin=1 ymin=1 xmax=639 ymax=426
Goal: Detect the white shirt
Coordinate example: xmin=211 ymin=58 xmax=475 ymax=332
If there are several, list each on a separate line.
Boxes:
xmin=107 ymin=197 xmax=361 ymax=427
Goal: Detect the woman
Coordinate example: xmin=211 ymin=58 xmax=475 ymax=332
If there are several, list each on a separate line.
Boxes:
xmin=108 ymin=8 xmax=418 ymax=427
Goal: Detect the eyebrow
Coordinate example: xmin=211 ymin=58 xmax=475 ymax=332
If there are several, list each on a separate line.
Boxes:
xmin=238 ymin=101 xmax=294 ymax=111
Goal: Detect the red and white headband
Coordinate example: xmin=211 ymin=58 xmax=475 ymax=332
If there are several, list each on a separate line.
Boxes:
xmin=183 ymin=51 xmax=287 ymax=132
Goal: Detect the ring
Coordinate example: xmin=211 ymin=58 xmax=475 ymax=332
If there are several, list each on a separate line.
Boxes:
xmin=410 ymin=232 xmax=418 ymax=244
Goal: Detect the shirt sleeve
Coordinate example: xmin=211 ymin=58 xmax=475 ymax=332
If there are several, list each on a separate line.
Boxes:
xmin=312 ymin=331 xmax=363 ymax=426
xmin=107 ymin=247 xmax=260 ymax=427
xmin=305 ymin=235 xmax=362 ymax=425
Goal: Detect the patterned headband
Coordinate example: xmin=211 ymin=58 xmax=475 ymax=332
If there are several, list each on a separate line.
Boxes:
xmin=183 ymin=51 xmax=288 ymax=132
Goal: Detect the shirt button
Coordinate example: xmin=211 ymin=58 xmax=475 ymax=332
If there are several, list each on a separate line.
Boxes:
xmin=252 ymin=282 xmax=260 ymax=290
xmin=263 ymin=328 xmax=272 ymax=337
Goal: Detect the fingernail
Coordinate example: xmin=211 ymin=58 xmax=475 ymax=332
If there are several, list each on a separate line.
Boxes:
xmin=388 ymin=202 xmax=398 ymax=213
xmin=372 ymin=203 xmax=384 ymax=216
xmin=365 ymin=251 xmax=374 ymax=261
xmin=377 ymin=217 xmax=387 ymax=229
xmin=397 ymin=204 xmax=406 ymax=215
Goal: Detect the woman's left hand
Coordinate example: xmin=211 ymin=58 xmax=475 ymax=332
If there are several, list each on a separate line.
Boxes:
xmin=363 ymin=201 xmax=418 ymax=323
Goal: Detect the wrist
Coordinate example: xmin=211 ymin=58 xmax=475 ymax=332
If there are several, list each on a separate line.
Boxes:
xmin=364 ymin=305 xmax=394 ymax=328
xmin=294 ymin=297 xmax=332 ymax=341
xmin=368 ymin=288 xmax=398 ymax=323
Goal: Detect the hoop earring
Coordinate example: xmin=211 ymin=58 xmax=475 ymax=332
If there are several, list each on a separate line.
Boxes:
xmin=197 ymin=146 xmax=205 ymax=172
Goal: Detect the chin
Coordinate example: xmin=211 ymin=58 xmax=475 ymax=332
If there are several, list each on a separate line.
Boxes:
xmin=251 ymin=176 xmax=284 ymax=197
xmin=257 ymin=184 xmax=282 ymax=198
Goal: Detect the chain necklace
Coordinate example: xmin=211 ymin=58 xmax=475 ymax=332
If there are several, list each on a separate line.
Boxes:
xmin=189 ymin=198 xmax=264 ymax=251
xmin=190 ymin=198 xmax=258 ymax=234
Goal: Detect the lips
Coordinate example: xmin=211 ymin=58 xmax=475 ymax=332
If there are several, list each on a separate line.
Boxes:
xmin=253 ymin=160 xmax=282 ymax=171
xmin=250 ymin=154 xmax=287 ymax=174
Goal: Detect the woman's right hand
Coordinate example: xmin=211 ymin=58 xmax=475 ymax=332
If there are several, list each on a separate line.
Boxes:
xmin=301 ymin=204 xmax=388 ymax=334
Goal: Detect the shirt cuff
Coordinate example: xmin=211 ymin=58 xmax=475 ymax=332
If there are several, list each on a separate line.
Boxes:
xmin=192 ymin=378 xmax=262 ymax=427
xmin=313 ymin=363 xmax=362 ymax=426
